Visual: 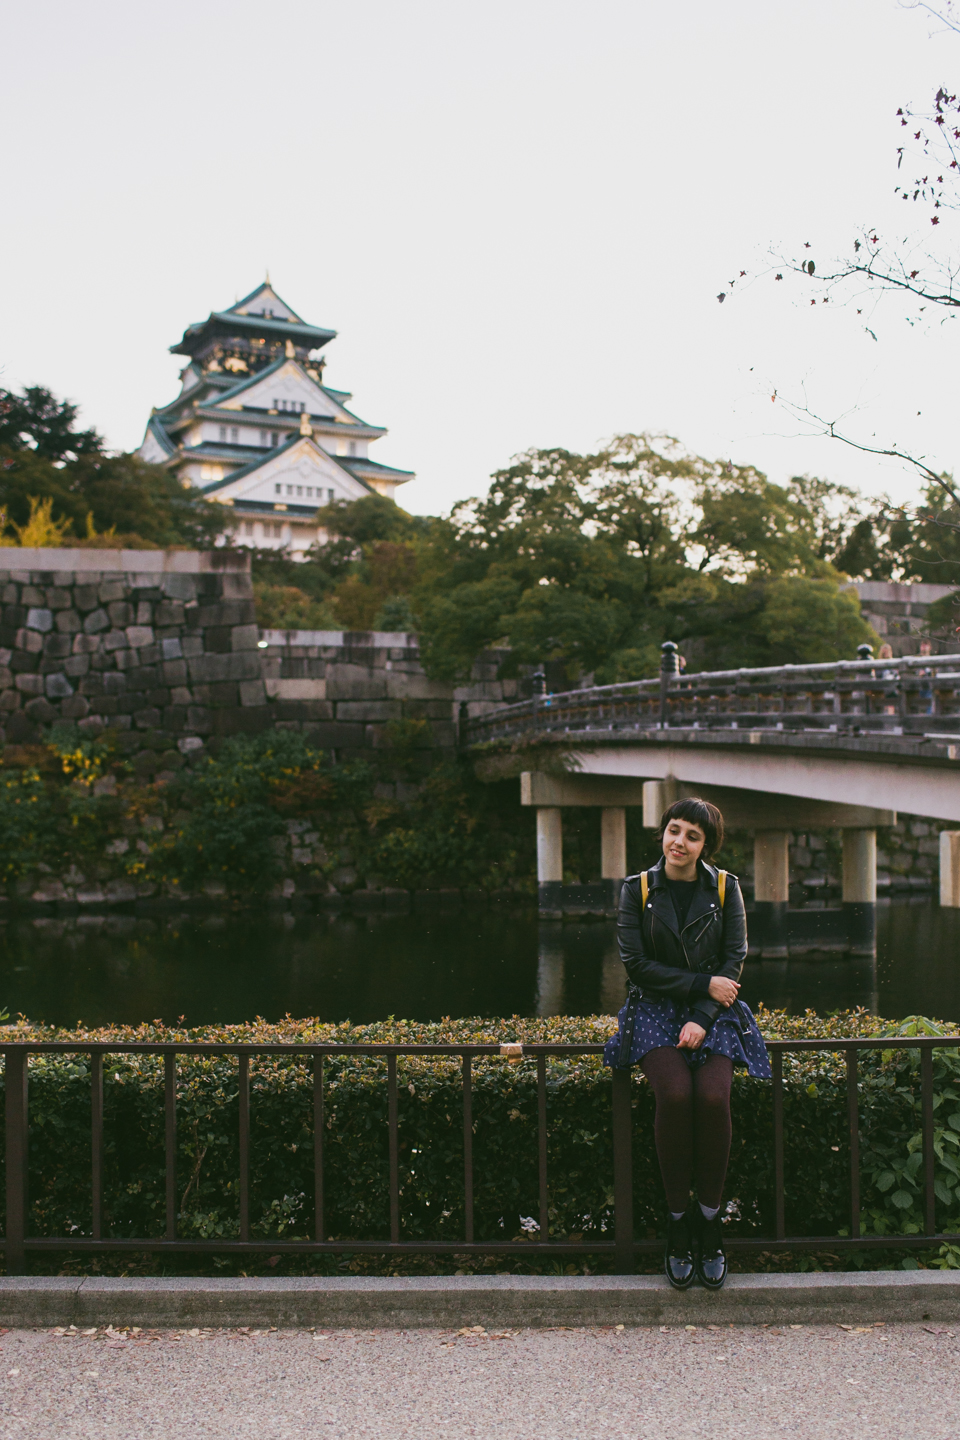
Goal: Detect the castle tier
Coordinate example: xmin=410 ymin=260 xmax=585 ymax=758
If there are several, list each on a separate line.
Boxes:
xmin=138 ymin=280 xmax=414 ymax=554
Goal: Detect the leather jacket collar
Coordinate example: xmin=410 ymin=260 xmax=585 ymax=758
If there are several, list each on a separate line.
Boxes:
xmin=645 ymin=855 xmax=721 ymax=940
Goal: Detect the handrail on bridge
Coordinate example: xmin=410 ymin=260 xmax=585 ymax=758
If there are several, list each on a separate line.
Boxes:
xmin=2 ymin=1037 xmax=959 ymax=1274
xmin=463 ymin=651 xmax=960 ymax=746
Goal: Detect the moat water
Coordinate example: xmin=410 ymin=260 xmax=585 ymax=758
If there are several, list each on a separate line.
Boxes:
xmin=1 ymin=896 xmax=958 ymax=1028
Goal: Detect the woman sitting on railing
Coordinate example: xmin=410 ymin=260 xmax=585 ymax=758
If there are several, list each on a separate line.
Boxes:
xmin=604 ymin=798 xmax=771 ymax=1290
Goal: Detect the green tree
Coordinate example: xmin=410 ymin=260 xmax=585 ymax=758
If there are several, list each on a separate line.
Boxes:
xmin=413 ymin=436 xmax=877 ymax=682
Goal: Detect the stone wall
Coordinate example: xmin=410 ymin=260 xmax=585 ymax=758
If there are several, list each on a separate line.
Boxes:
xmin=0 ymin=550 xmax=518 ymax=773
xmin=729 ymin=820 xmax=944 ymax=900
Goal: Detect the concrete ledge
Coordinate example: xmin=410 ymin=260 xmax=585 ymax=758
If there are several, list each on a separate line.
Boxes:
xmin=1 ymin=1272 xmax=959 ymax=1329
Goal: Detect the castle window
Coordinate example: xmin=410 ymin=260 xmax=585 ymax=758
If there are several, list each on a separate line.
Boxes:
xmin=271 ymin=432 xmax=279 ymax=447
xmin=260 ymin=430 xmax=268 ymax=446
xmin=296 ymin=486 xmax=303 ymax=496
xmin=349 ymin=441 xmax=356 ymax=455
xmin=306 ymin=487 xmax=313 ymax=498
xmin=327 ymin=488 xmax=335 ymax=503
xmin=275 ymin=484 xmax=281 ymax=495
xmin=286 ymin=485 xmax=293 ymax=496
xmin=230 ymin=427 xmax=239 ymax=444
xmin=219 ymin=426 xmax=227 ymax=442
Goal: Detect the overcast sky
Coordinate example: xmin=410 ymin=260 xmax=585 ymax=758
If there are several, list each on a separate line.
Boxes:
xmin=2 ymin=0 xmax=956 ymax=515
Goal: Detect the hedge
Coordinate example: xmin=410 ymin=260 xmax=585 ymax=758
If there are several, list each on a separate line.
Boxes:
xmin=2 ymin=1009 xmax=959 ymax=1252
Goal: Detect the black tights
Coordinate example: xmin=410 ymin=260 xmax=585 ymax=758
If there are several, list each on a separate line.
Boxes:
xmin=640 ymin=1047 xmax=734 ymax=1212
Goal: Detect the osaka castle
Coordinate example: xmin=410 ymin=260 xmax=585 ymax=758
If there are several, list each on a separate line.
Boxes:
xmin=139 ymin=279 xmax=414 ymax=554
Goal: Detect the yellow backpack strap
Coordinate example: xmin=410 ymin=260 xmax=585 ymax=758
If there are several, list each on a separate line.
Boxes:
xmin=640 ymin=870 xmax=649 ymax=909
xmin=717 ymin=870 xmax=727 ymax=908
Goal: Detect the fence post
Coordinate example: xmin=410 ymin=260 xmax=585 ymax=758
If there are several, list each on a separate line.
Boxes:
xmin=4 ymin=1049 xmax=28 ymax=1276
xmin=659 ymin=642 xmax=679 ymax=728
xmin=612 ymin=1067 xmax=634 ymax=1274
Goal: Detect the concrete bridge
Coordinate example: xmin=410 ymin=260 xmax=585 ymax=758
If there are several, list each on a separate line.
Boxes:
xmin=464 ymin=652 xmax=960 ymax=953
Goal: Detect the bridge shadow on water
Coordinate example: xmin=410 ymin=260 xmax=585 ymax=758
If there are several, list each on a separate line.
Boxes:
xmin=0 ymin=897 xmax=958 ymax=1028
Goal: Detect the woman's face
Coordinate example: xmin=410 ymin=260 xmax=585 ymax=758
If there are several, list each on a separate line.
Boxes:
xmin=662 ymin=816 xmax=706 ymax=870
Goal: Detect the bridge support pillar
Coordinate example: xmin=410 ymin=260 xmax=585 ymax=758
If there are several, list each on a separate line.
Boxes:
xmin=601 ymin=808 xmax=627 ymax=882
xmin=754 ymin=831 xmax=789 ymax=959
xmin=536 ymin=807 xmax=564 ymax=916
xmin=941 ymin=831 xmax=960 ymax=908
xmin=642 ymin=778 xmax=677 ymax=828
xmin=842 ymin=829 xmax=877 ymax=955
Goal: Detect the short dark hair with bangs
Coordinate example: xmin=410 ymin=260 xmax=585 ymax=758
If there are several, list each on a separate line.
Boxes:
xmin=657 ymin=797 xmax=724 ymax=860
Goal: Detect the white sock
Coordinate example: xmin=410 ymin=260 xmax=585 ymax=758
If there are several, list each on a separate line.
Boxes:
xmin=669 ymin=1210 xmax=686 ymax=1222
xmin=699 ymin=1202 xmax=721 ymax=1221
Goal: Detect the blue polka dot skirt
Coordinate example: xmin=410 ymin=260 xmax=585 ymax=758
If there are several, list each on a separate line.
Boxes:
xmin=604 ymin=996 xmax=772 ymax=1078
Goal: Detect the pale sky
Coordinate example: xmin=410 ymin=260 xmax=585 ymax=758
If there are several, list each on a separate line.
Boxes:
xmin=2 ymin=0 xmax=957 ymax=516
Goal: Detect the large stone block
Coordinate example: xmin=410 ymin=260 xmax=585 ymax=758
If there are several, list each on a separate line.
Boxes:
xmin=239 ymin=680 xmax=266 ymax=707
xmin=102 ymin=672 xmax=127 ymax=694
xmin=54 ymin=609 xmax=81 ymax=634
xmin=45 ymin=587 xmax=72 ymax=610
xmin=125 ymin=625 xmax=154 ymax=648
xmin=203 ymin=626 xmax=232 ymax=653
xmin=265 ymin=678 xmax=327 ymax=700
xmin=0 ymin=666 xmax=12 ymax=690
xmin=11 ymin=651 xmax=39 ymax=673
xmin=160 ymin=574 xmax=199 ymax=600
xmin=336 ymin=700 xmax=403 ymax=721
xmin=386 ymin=672 xmax=455 ymax=700
xmin=43 ymin=632 xmax=72 ymax=659
xmin=25 ymin=696 xmax=58 ymax=721
xmin=64 ymin=655 xmax=90 ymax=678
xmin=15 ymin=674 xmax=44 ymax=696
xmin=274 ymin=700 xmax=334 ymax=721
xmin=161 ymin=637 xmax=183 ymax=660
xmin=231 ymin=624 xmax=259 ymax=652
xmin=326 ymin=677 xmax=390 ymax=701
xmin=103 ymin=629 xmax=128 ymax=652
xmin=98 ymin=580 xmax=126 ymax=603
xmin=14 ymin=628 xmax=43 ymax=654
xmin=162 ymin=659 xmax=188 ymax=685
xmin=72 ymin=633 xmax=100 ymax=655
xmin=74 ymin=584 xmax=100 ymax=612
xmin=186 ymin=705 xmax=214 ymax=733
xmin=83 ymin=608 xmax=110 ymax=634
xmin=45 ymin=673 xmax=74 ymax=699
xmin=156 ymin=601 xmax=186 ymax=626
xmin=135 ymin=601 xmax=153 ymax=625
xmin=60 ymin=695 xmax=90 ymax=719
xmin=26 ymin=607 xmax=53 ymax=632
xmin=108 ymin=601 xmax=134 ymax=627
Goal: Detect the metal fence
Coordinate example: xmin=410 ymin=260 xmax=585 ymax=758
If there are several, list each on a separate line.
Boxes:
xmin=2 ymin=1037 xmax=959 ymax=1274
xmin=464 ymin=654 xmax=960 ymax=747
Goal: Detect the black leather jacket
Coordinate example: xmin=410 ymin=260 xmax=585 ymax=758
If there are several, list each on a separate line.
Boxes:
xmin=616 ymin=856 xmax=748 ymax=1032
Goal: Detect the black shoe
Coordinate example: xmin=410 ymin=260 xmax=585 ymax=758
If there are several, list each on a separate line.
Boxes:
xmin=695 ymin=1210 xmax=727 ymax=1289
xmin=664 ymin=1211 xmax=696 ymax=1290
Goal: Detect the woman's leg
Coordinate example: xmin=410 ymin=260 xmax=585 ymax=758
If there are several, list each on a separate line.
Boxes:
xmin=640 ymin=1046 xmax=695 ymax=1212
xmin=691 ymin=1054 xmax=734 ymax=1208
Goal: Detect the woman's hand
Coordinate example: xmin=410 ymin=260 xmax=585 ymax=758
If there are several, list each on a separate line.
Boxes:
xmin=708 ymin=976 xmax=740 ymax=1007
xmin=677 ymin=1022 xmax=706 ymax=1050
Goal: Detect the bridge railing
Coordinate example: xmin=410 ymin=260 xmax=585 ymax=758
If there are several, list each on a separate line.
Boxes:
xmin=3 ymin=1038 xmax=959 ymax=1273
xmin=464 ymin=654 xmax=960 ymax=745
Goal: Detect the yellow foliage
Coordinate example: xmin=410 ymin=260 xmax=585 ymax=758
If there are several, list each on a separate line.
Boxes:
xmin=1 ymin=495 xmax=74 ymax=547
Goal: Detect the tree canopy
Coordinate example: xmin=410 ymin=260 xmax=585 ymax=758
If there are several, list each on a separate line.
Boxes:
xmin=0 ymin=385 xmax=226 ymax=548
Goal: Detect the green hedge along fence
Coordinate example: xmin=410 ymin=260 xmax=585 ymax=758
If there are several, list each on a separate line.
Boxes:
xmin=3 ymin=1010 xmax=959 ymax=1259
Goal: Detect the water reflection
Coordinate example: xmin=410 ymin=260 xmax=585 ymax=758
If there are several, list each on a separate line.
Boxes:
xmin=0 ymin=897 xmax=957 ymax=1027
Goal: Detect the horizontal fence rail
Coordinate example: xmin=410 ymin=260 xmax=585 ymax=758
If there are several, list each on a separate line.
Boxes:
xmin=2 ymin=1037 xmax=959 ymax=1273
xmin=464 ymin=654 xmax=960 ymax=747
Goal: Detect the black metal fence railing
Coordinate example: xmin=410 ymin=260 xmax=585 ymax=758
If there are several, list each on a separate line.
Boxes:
xmin=464 ymin=654 xmax=960 ymax=746
xmin=3 ymin=1038 xmax=959 ymax=1274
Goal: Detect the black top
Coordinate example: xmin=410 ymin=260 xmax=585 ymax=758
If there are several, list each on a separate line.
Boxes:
xmin=665 ymin=876 xmax=699 ymax=928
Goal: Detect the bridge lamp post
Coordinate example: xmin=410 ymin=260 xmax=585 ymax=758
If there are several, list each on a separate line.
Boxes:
xmin=660 ymin=641 xmax=680 ymax=728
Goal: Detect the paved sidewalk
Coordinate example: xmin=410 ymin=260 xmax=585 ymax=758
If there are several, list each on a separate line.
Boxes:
xmin=1 ymin=1319 xmax=958 ymax=1440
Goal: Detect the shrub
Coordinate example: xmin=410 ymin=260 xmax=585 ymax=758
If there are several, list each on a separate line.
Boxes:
xmin=3 ymin=1010 xmax=958 ymax=1253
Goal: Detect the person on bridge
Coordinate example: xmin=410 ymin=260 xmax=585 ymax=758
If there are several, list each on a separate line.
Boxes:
xmin=604 ymin=797 xmax=771 ymax=1291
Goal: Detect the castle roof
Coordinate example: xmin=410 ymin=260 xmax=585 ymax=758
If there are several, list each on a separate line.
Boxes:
xmin=170 ymin=281 xmax=336 ymax=358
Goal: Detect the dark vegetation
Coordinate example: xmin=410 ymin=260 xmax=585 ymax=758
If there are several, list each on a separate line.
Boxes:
xmin=0 ymin=728 xmax=533 ymax=897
